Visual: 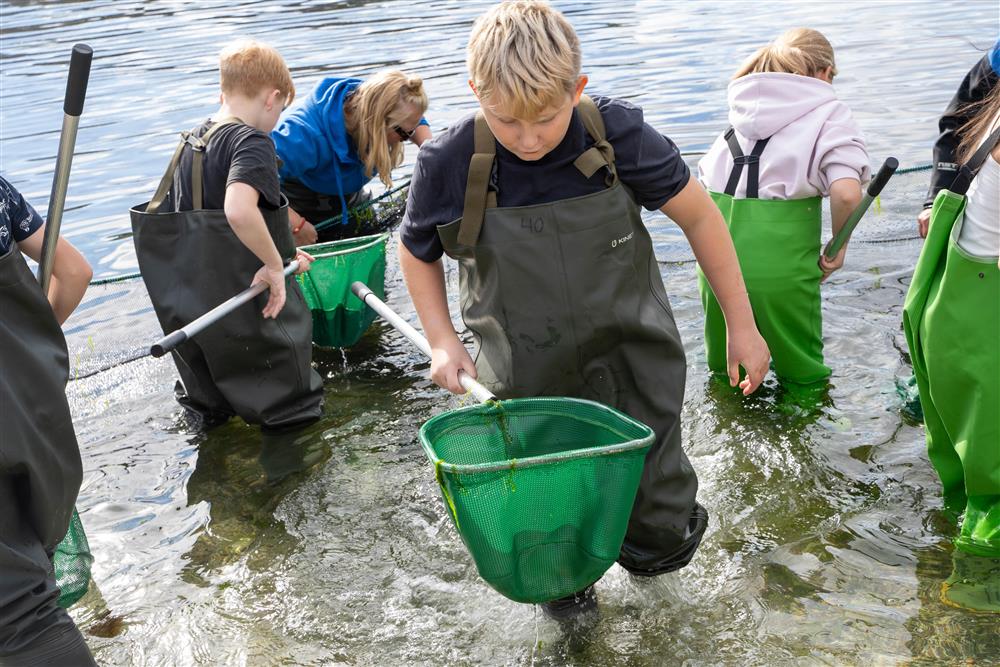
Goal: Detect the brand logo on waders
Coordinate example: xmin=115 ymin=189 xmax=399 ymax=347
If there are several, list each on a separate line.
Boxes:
xmin=611 ymin=231 xmax=633 ymax=248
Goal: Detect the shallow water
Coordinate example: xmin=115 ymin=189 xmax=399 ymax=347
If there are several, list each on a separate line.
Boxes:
xmin=2 ymin=1 xmax=999 ymax=665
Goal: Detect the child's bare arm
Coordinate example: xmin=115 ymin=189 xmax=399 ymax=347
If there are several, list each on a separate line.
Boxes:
xmin=819 ymin=177 xmax=863 ymax=281
xmin=224 ymin=182 xmax=287 ymax=318
xmin=660 ymin=176 xmax=770 ymax=394
xmin=19 ymin=227 xmax=92 ymax=325
xmin=399 ymin=243 xmax=477 ymax=394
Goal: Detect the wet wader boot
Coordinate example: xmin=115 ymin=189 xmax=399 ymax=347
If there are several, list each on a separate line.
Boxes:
xmin=903 ymin=125 xmax=1000 ymax=560
xmin=437 ymin=97 xmax=707 ymax=599
xmin=0 ymin=242 xmax=96 ymax=666
xmin=698 ymin=127 xmax=830 ymax=385
xmin=131 ymin=119 xmax=323 ymax=431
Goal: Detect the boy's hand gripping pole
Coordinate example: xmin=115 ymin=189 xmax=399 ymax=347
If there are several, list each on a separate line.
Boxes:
xmin=37 ymin=44 xmax=93 ymax=293
xmin=150 ymin=261 xmax=300 ymax=358
xmin=823 ymin=157 xmax=899 ymax=260
xmin=350 ymin=281 xmax=497 ymax=403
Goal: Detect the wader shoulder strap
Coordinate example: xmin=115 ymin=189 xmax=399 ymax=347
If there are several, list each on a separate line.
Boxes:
xmin=457 ymin=112 xmax=497 ymax=247
xmin=950 ymin=124 xmax=1000 ymax=196
xmin=145 ymin=116 xmax=245 ymax=214
xmin=723 ymin=127 xmax=770 ymax=199
xmin=572 ymin=95 xmax=618 ymax=186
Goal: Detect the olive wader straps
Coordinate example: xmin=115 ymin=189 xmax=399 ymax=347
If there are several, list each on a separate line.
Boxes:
xmin=723 ymin=127 xmax=771 ymax=199
xmin=457 ymin=95 xmax=618 ymax=247
xmin=145 ymin=116 xmax=245 ymax=214
xmin=949 ymin=124 xmax=1000 ymax=196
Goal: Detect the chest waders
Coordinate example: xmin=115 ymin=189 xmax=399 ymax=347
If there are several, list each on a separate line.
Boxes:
xmin=0 ymin=243 xmax=95 ymax=663
xmin=698 ymin=128 xmax=829 ymax=385
xmin=903 ymin=126 xmax=1000 ymax=559
xmin=131 ymin=119 xmax=323 ymax=430
xmin=436 ymin=96 xmax=706 ymax=577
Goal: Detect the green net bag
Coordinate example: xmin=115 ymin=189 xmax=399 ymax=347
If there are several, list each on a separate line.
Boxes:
xmin=420 ymin=397 xmax=653 ymax=603
xmin=54 ymin=508 xmax=93 ymax=608
xmin=297 ymin=233 xmax=389 ymax=348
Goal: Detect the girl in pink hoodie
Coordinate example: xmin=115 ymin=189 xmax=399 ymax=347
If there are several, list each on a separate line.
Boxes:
xmin=697 ymin=28 xmax=870 ymax=386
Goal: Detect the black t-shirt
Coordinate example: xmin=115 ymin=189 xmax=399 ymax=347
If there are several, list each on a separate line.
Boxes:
xmin=0 ymin=175 xmax=44 ymax=256
xmin=399 ymin=95 xmax=691 ymax=262
xmin=171 ymin=120 xmax=283 ymax=211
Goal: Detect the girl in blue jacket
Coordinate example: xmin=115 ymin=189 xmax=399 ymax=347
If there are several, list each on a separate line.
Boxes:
xmin=273 ymin=70 xmax=430 ymax=244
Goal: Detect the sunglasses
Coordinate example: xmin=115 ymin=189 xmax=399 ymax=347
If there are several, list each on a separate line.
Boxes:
xmin=392 ymin=124 xmax=416 ymax=141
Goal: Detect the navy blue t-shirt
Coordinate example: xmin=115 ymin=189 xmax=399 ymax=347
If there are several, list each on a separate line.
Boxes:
xmin=399 ymin=95 xmax=690 ymax=262
xmin=0 ymin=176 xmax=44 ymax=256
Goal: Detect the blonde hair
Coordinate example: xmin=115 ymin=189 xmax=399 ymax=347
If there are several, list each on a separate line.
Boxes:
xmin=344 ymin=70 xmax=427 ymax=188
xmin=958 ymin=83 xmax=1000 ymax=165
xmin=467 ymin=1 xmax=581 ymax=119
xmin=733 ymin=28 xmax=837 ymax=80
xmin=219 ymin=39 xmax=295 ymax=106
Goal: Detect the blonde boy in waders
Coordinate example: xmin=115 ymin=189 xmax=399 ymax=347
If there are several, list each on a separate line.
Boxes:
xmin=0 ymin=176 xmax=97 ymax=665
xmin=697 ymin=29 xmax=870 ymax=388
xmin=398 ymin=1 xmax=770 ymax=618
xmin=131 ymin=40 xmax=323 ymax=433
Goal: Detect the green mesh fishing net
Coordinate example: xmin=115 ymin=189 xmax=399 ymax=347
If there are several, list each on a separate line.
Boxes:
xmin=297 ymin=233 xmax=389 ymax=348
xmin=54 ymin=508 xmax=93 ymax=608
xmin=420 ymin=397 xmax=653 ymax=603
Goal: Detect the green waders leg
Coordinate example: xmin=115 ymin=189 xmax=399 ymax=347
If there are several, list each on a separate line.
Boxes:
xmin=699 ymin=191 xmax=829 ymax=385
xmin=904 ymin=189 xmax=1000 ymax=558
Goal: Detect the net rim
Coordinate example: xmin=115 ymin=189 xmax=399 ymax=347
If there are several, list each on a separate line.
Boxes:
xmin=301 ymin=232 xmax=390 ymax=260
xmin=419 ymin=397 xmax=654 ymax=475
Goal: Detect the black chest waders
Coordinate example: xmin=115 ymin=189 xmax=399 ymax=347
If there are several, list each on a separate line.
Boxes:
xmin=903 ymin=125 xmax=1000 ymax=559
xmin=698 ymin=127 xmax=829 ymax=386
xmin=436 ymin=96 xmax=706 ymax=576
xmin=0 ymin=243 xmax=95 ymax=665
xmin=130 ymin=119 xmax=323 ymax=430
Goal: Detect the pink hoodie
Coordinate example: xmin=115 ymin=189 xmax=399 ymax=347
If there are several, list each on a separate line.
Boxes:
xmin=698 ymin=72 xmax=870 ymax=200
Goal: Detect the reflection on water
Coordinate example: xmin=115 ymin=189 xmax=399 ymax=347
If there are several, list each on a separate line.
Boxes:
xmin=3 ymin=0 xmax=1000 ymax=664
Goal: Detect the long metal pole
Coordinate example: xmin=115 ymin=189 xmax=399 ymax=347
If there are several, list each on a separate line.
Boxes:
xmin=150 ymin=261 xmax=301 ymax=358
xmin=350 ymin=281 xmax=497 ymax=402
xmin=38 ymin=44 xmax=93 ymax=293
xmin=823 ymin=157 xmax=899 ymax=259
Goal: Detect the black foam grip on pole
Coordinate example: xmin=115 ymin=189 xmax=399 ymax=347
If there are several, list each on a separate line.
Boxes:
xmin=150 ymin=330 xmax=187 ymax=358
xmin=866 ymin=157 xmax=898 ymax=197
xmin=64 ymin=44 xmax=93 ymax=116
xmin=351 ymin=281 xmax=373 ymax=302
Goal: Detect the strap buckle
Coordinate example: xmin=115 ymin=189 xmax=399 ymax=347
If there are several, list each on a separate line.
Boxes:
xmin=181 ymin=131 xmax=206 ymax=152
xmin=733 ymin=154 xmax=760 ymax=166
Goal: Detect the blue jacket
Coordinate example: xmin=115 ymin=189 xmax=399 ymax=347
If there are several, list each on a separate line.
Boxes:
xmin=272 ymin=77 xmax=367 ymax=202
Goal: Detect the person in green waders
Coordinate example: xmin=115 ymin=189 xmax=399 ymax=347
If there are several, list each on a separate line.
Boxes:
xmin=398 ymin=1 xmax=770 ymax=619
xmin=904 ymin=74 xmax=1000 ymax=613
xmin=0 ymin=176 xmax=97 ymax=665
xmin=131 ymin=39 xmax=323 ymax=434
xmin=697 ymin=28 xmax=870 ymax=390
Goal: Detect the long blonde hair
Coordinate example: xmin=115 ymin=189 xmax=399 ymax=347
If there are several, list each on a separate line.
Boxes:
xmin=344 ymin=70 xmax=427 ymax=188
xmin=958 ymin=82 xmax=1000 ymax=165
xmin=733 ymin=28 xmax=837 ymax=80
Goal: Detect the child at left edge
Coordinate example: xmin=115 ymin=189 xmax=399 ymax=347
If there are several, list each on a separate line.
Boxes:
xmin=398 ymin=0 xmax=770 ymax=618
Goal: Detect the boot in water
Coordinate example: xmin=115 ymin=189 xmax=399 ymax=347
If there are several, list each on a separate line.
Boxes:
xmin=540 ymin=585 xmax=597 ymax=620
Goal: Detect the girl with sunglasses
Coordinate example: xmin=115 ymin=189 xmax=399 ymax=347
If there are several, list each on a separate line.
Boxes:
xmin=273 ymin=70 xmax=430 ymax=244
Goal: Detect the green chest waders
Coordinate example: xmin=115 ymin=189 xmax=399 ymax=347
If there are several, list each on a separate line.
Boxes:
xmin=697 ymin=128 xmax=829 ymax=385
xmin=436 ymin=97 xmax=706 ymax=576
xmin=130 ymin=119 xmax=323 ymax=429
xmin=903 ymin=126 xmax=1000 ymax=558
xmin=0 ymin=242 xmax=87 ymax=654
